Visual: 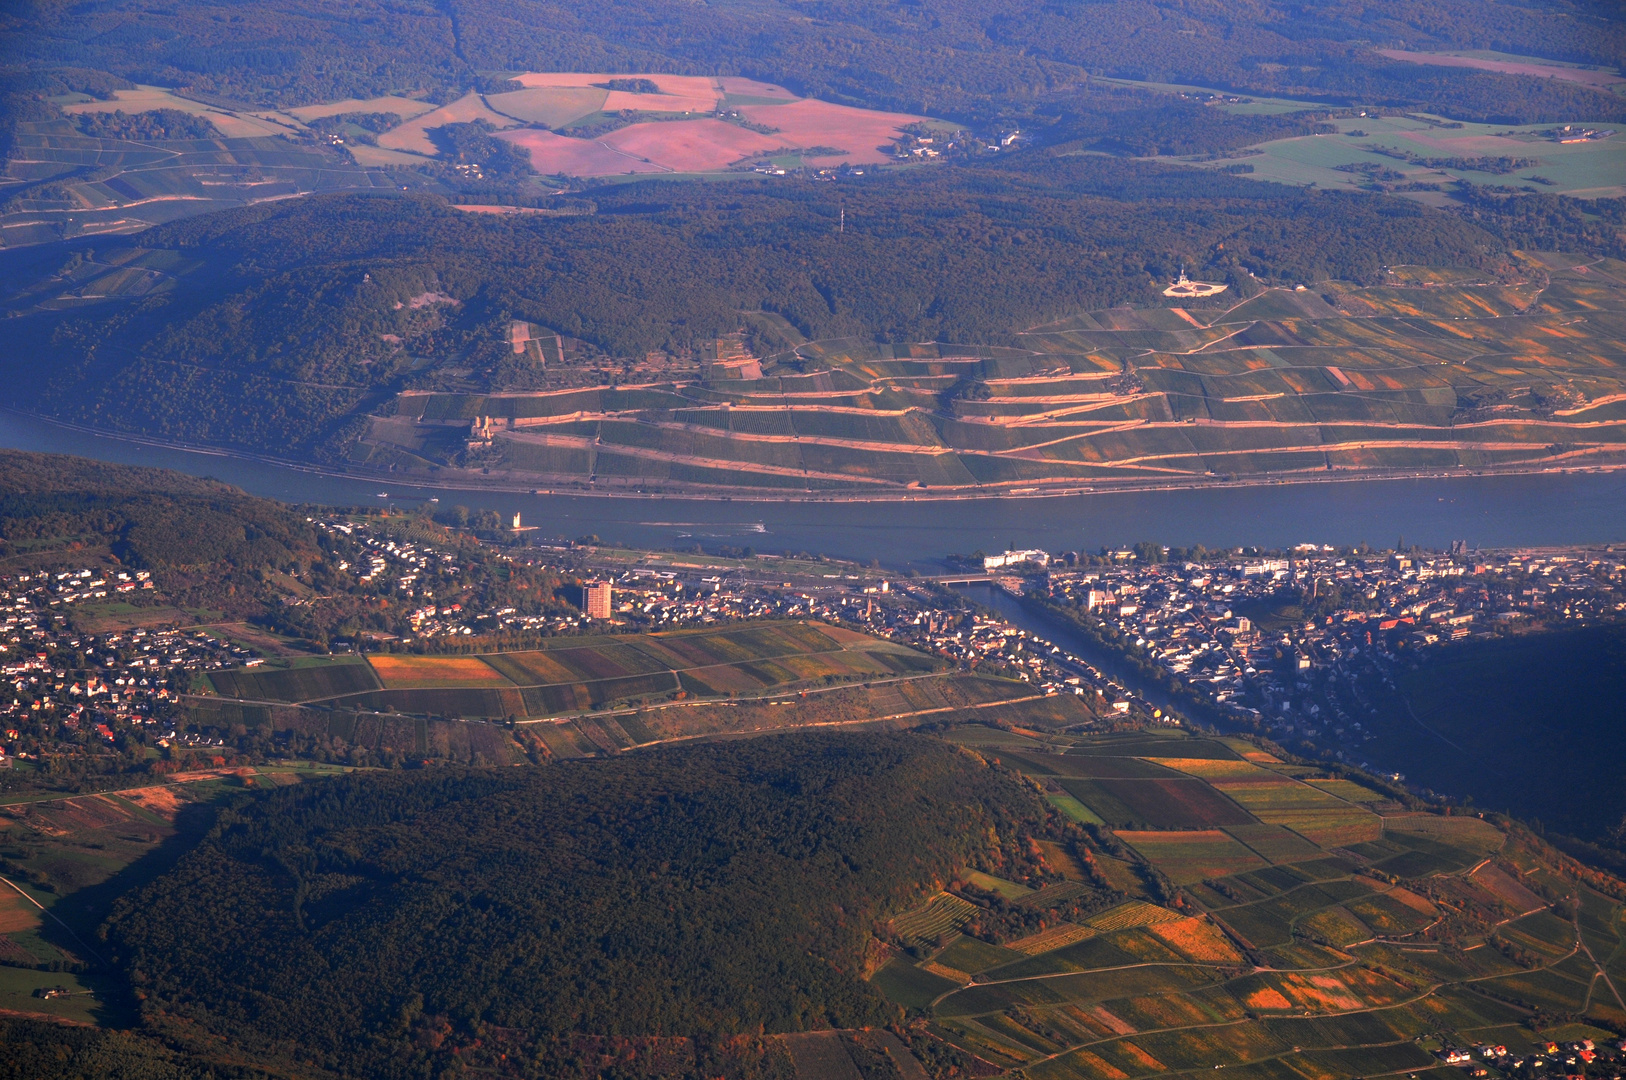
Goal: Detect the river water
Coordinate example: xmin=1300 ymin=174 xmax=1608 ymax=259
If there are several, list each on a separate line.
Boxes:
xmin=948 ymin=582 xmax=1186 ymax=717
xmin=4 ymin=409 xmax=1624 ymax=569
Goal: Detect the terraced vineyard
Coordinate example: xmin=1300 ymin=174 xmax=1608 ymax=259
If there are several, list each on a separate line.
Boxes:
xmin=875 ymin=726 xmax=1626 ymax=1079
xmin=192 ymin=620 xmax=1105 ymax=757
xmin=360 ymin=256 xmax=1626 ymax=494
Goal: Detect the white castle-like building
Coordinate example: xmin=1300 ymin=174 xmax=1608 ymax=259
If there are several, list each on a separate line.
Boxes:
xmin=1163 ymin=268 xmax=1228 ymax=298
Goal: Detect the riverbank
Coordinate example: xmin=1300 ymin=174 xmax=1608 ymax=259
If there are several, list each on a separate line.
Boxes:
xmin=7 ymin=409 xmax=1626 ymax=505
xmin=4 ymin=409 xmax=1625 ymax=566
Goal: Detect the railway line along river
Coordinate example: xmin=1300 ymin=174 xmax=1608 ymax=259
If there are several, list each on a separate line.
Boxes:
xmin=3 ymin=409 xmax=1624 ymax=569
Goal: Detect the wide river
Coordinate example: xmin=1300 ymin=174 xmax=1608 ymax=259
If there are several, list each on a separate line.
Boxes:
xmin=4 ymin=410 xmax=1624 ymax=568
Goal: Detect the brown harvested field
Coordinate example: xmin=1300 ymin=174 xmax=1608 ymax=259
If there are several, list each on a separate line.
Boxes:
xmin=1470 ymin=864 xmax=1546 ymax=912
xmin=118 ymin=785 xmax=187 ymax=821
xmin=0 ymin=887 xmax=42 ymax=933
xmin=26 ymin=795 xmax=137 ymax=834
xmin=513 ymin=72 xmax=720 ymax=99
xmin=285 ymin=96 xmax=438 ymax=122
xmin=1257 ymin=808 xmax=1382 ymax=846
xmin=1146 ymin=757 xmax=1272 ymax=779
xmin=164 ymin=767 xmax=257 ymax=784
xmin=1211 ymin=778 xmax=1348 ymax=811
xmin=1223 ymin=822 xmax=1324 ymax=863
xmin=1087 ymin=900 xmax=1185 ymax=932
xmin=480 ymin=650 xmax=580 ymax=686
xmin=1083 ymin=1004 xmax=1138 ymax=1035
xmin=497 ymin=128 xmax=666 ymax=175
xmin=1375 ymin=49 xmax=1626 ymax=88
xmin=379 ymin=92 xmax=518 ymax=155
xmin=367 ymin=654 xmax=511 ymax=688
xmin=1009 ymin=923 xmax=1096 ymax=955
xmin=737 ymin=99 xmax=921 ymax=163
xmin=600 ymin=119 xmax=782 ymax=171
xmin=486 ymin=86 xmax=607 ymax=127
xmin=1384 ymin=885 xmax=1440 ymax=915
xmin=719 ymin=76 xmax=798 ymax=99
xmin=680 ymin=663 xmax=771 ymax=695
xmin=603 ymin=89 xmax=718 ymax=114
xmin=1037 ymin=839 xmax=1089 ymax=881
xmin=1147 ymin=916 xmax=1243 ymax=963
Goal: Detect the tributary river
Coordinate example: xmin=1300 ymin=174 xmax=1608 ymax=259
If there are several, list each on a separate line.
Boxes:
xmin=4 ymin=409 xmax=1624 ymax=570
xmin=947 ymin=582 xmax=1187 ymax=717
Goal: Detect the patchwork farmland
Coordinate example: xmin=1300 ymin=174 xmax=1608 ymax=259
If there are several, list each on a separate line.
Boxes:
xmin=868 ymin=725 xmax=1626 ymax=1079
xmin=204 ymin=621 xmax=929 ymax=716
xmin=483 ymin=72 xmax=927 ymax=176
xmin=365 ymin=256 xmax=1626 ymax=494
xmin=192 ymin=621 xmax=1104 ymax=756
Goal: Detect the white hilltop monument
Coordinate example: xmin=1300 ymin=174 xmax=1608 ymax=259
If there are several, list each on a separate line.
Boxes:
xmin=1163 ymin=267 xmax=1228 ymax=299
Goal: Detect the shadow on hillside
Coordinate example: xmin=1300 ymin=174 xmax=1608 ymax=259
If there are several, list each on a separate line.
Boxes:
xmin=35 ymin=799 xmax=220 ymax=1028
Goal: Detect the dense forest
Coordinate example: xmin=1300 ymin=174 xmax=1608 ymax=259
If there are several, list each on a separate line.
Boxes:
xmin=101 ymin=733 xmax=1049 ymax=1078
xmin=72 ymin=109 xmax=219 ymax=141
xmin=5 ymin=0 xmax=1624 ymax=127
xmin=0 ymin=149 xmax=1517 ymax=459
xmin=0 ymin=451 xmax=322 ymax=584
xmin=0 ymin=1018 xmax=281 ymax=1080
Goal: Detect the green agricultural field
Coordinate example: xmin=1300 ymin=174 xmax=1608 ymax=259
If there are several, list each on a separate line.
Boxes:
xmin=871 ymin=960 xmax=961 ymax=1010
xmin=934 ymin=935 xmax=1026 ymax=974
xmin=1048 ymin=793 xmax=1104 ymax=824
xmin=1118 ymin=830 xmax=1269 ymax=884
xmin=1192 ymin=113 xmax=1626 ymax=199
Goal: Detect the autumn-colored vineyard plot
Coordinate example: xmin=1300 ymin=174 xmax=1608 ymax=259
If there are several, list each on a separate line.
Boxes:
xmin=367 ymin=654 xmax=511 ymax=688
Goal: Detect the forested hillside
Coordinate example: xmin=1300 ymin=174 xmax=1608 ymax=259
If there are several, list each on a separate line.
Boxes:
xmin=102 ymin=733 xmax=1050 ymax=1078
xmin=6 ymin=0 xmax=1624 ymax=125
xmin=0 ymin=451 xmax=323 ymax=597
xmin=0 ymin=153 xmax=1512 ymax=460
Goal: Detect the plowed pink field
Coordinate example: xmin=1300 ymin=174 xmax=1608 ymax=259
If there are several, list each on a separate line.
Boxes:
xmin=493 ymin=75 xmax=929 ymax=175
xmin=739 ymin=99 xmax=918 ymax=163
xmin=497 ymin=129 xmax=666 ymax=175
xmin=601 ymin=119 xmax=782 ymax=169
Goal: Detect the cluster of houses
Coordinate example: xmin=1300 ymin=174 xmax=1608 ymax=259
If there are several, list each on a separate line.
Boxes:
xmin=1028 ymin=543 xmax=1622 ymax=766
xmin=1 ymin=584 xmax=254 ymax=764
xmin=1440 ymin=1035 xmax=1625 ymax=1077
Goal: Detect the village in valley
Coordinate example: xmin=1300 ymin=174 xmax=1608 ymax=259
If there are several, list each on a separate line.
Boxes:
xmin=5 ymin=501 xmax=1622 ymax=786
